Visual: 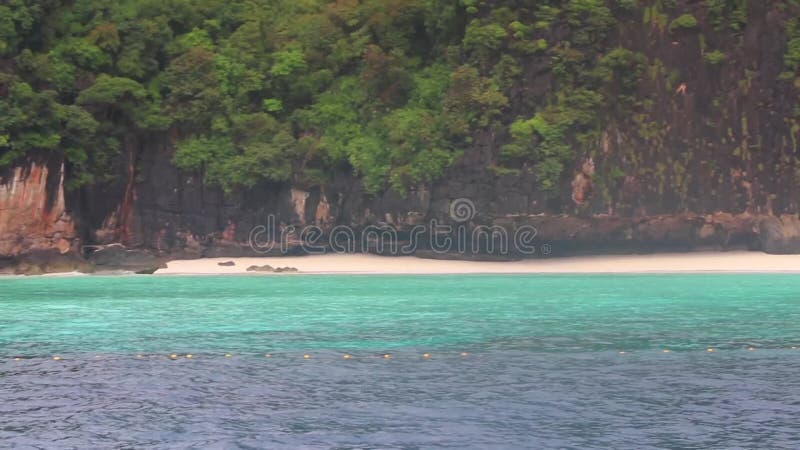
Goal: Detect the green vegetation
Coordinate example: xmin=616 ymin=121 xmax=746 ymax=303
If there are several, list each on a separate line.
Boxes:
xmin=614 ymin=0 xmax=638 ymax=11
xmin=669 ymin=14 xmax=698 ymax=33
xmin=786 ymin=17 xmax=800 ymax=72
xmin=704 ymin=50 xmax=727 ymax=65
xmin=706 ymin=0 xmax=748 ymax=31
xmin=643 ymin=3 xmax=669 ymax=32
xmin=0 ymin=0 xmax=510 ymax=194
xmin=0 ymin=0 xmax=799 ymax=214
xmin=501 ymin=89 xmax=602 ymax=190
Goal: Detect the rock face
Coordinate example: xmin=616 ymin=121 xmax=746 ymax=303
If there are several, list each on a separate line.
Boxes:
xmin=290 ymin=189 xmax=309 ymax=225
xmin=87 ymin=244 xmax=164 ymax=274
xmin=571 ymin=158 xmax=595 ymax=207
xmin=1 ymin=155 xmax=798 ymax=275
xmin=0 ymin=157 xmax=800 ymax=274
xmin=2 ymin=4 xmax=800 ymax=273
xmin=0 ymin=161 xmax=77 ymax=258
xmin=2 ymin=0 xmax=800 ymax=271
xmin=757 ymin=216 xmax=800 ymax=254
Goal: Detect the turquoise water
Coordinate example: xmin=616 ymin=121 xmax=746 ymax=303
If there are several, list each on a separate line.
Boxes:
xmin=3 ymin=274 xmax=800 ymax=355
xmin=2 ymin=274 xmax=800 ymax=448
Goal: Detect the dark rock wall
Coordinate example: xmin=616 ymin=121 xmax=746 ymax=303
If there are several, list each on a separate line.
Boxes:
xmin=3 ymin=2 xmax=800 ymax=271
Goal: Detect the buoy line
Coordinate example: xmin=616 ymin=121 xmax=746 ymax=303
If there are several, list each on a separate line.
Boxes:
xmin=8 ymin=346 xmax=800 ymax=362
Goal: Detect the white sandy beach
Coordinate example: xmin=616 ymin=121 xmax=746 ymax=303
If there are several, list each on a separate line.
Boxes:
xmin=155 ymin=251 xmax=800 ymax=275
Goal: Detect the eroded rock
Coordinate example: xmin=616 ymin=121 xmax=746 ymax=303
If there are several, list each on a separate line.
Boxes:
xmin=0 ymin=162 xmax=78 ymax=258
xmin=246 ymin=264 xmax=298 ymax=273
xmin=88 ymin=244 xmax=165 ymax=274
xmin=571 ymin=158 xmax=595 ymax=206
xmin=757 ymin=215 xmax=800 ymax=254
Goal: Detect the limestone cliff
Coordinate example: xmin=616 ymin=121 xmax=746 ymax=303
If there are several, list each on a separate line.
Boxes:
xmin=2 ymin=1 xmax=800 ymax=273
xmin=0 ymin=161 xmax=76 ymax=257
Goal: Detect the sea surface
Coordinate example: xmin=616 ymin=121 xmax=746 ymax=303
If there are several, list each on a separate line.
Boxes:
xmin=2 ymin=274 xmax=800 ymax=449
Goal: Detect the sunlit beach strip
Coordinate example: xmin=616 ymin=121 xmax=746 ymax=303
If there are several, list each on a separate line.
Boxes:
xmin=155 ymin=251 xmax=800 ymax=275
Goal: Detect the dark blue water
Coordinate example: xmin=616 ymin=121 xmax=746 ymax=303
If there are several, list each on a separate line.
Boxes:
xmin=2 ymin=275 xmax=800 ymax=448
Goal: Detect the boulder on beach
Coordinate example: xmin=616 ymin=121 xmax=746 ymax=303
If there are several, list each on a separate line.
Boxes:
xmin=88 ymin=244 xmax=165 ymax=274
xmin=246 ymin=264 xmax=298 ymax=273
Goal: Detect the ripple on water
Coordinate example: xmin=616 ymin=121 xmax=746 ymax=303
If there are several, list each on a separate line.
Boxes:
xmin=2 ymin=274 xmax=800 ymax=447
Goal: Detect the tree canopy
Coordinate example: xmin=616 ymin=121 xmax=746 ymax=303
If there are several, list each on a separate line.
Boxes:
xmin=1 ymin=0 xmax=799 ymax=212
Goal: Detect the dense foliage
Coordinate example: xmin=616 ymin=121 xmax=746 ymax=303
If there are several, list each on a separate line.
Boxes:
xmin=1 ymin=0 xmax=799 ymax=212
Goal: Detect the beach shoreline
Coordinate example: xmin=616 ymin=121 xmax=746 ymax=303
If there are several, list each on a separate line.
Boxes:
xmin=153 ymin=252 xmax=800 ymax=275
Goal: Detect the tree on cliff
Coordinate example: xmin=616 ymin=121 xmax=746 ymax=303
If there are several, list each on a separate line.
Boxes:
xmin=1 ymin=0 xmax=800 ymax=214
